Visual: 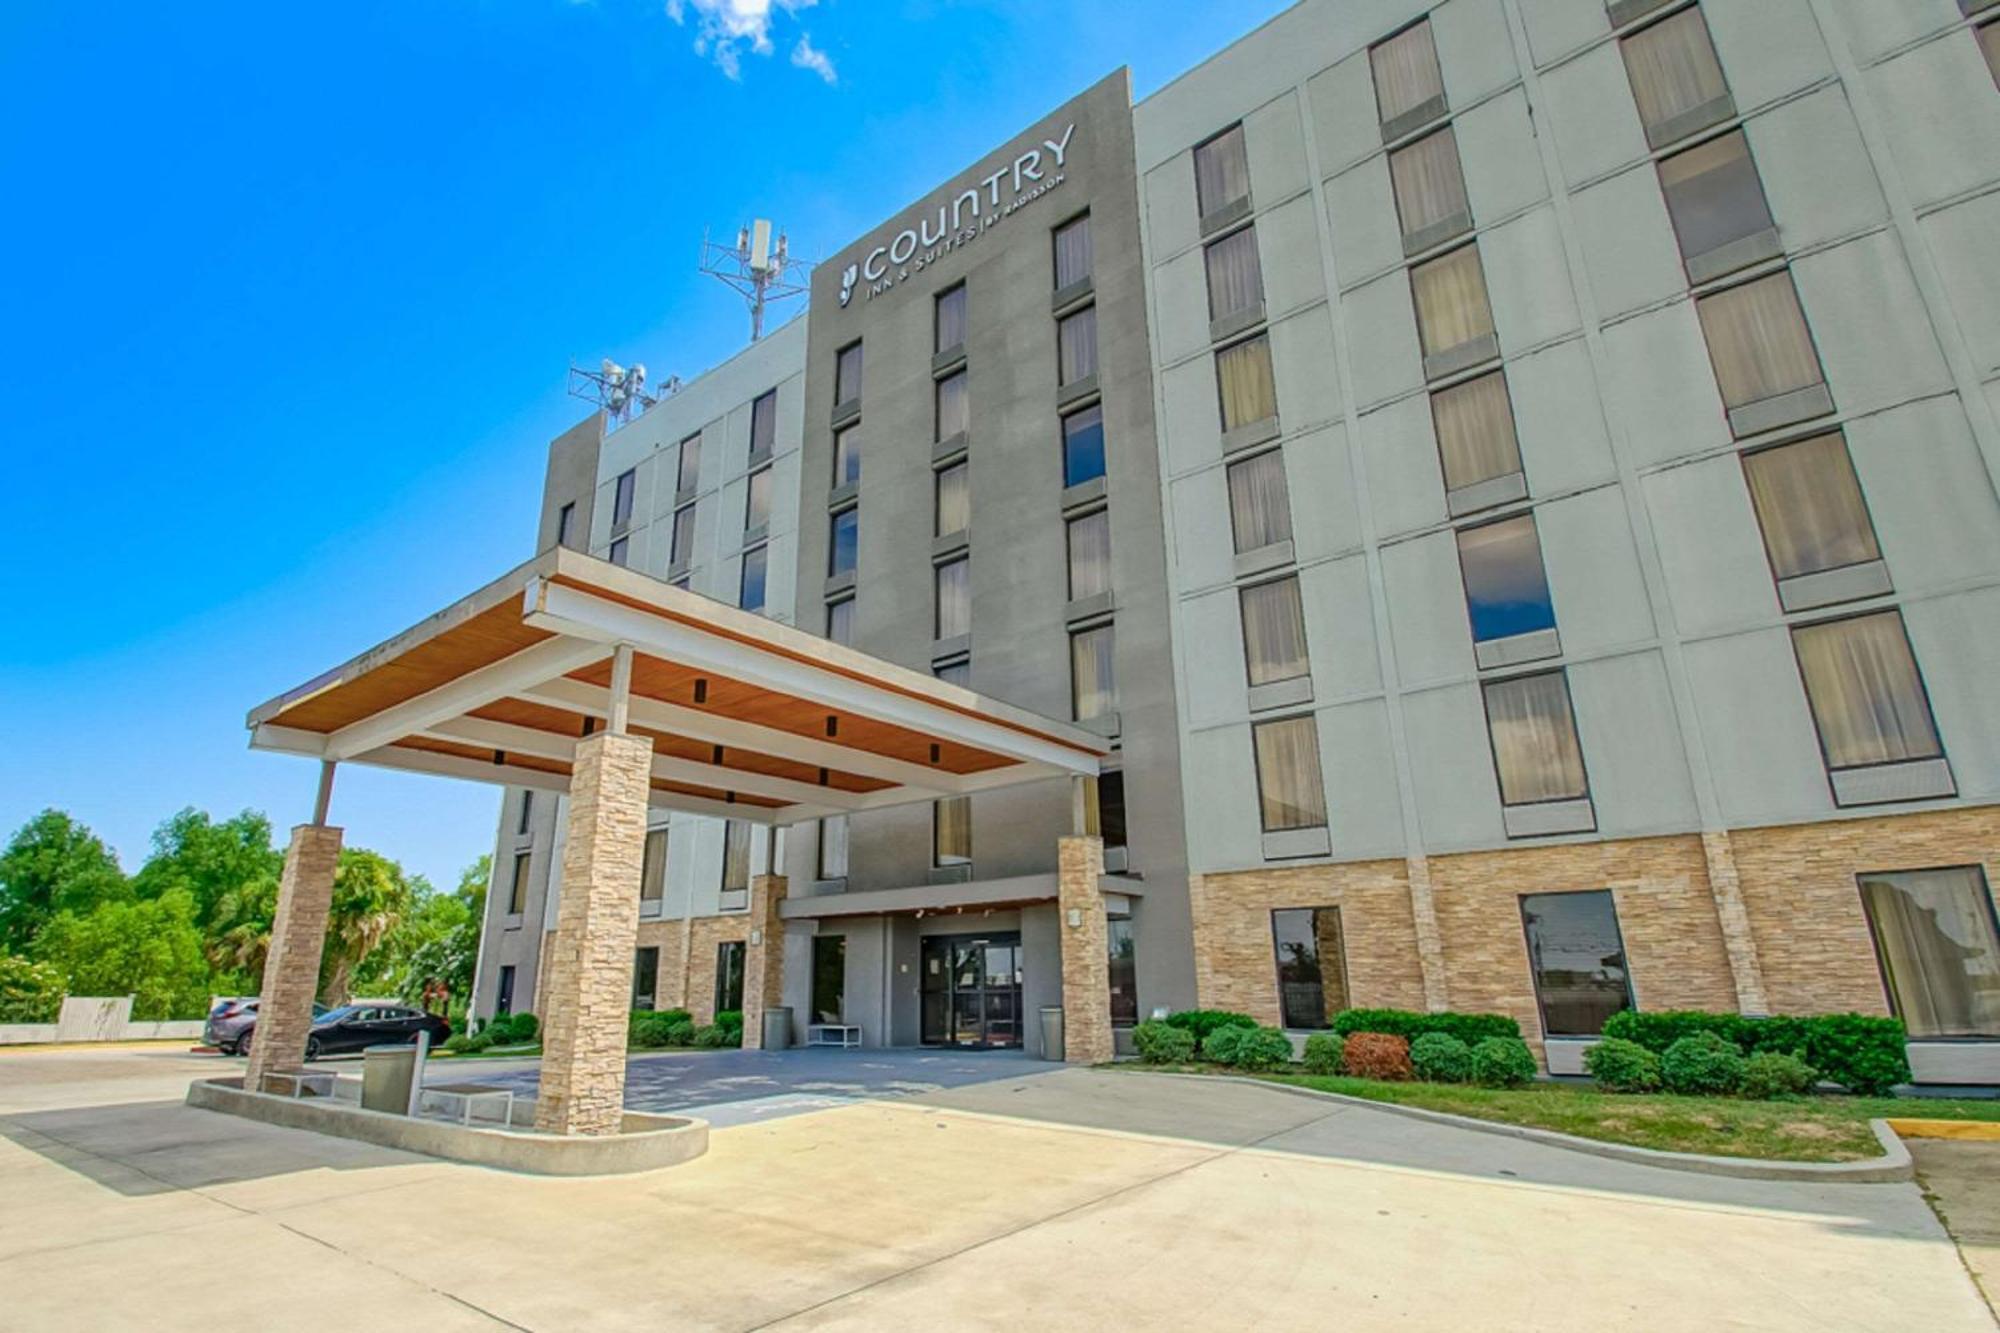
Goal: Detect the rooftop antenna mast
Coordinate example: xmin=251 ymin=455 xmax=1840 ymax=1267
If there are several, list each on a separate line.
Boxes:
xmin=700 ymin=220 xmax=810 ymax=341
xmin=566 ymin=358 xmax=678 ymax=429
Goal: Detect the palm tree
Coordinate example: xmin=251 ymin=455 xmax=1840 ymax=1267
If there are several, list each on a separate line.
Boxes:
xmin=319 ymin=849 xmax=412 ymax=1004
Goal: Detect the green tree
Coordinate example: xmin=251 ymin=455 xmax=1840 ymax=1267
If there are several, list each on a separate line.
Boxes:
xmin=0 ymin=809 xmax=129 ymax=952
xmin=31 ymin=889 xmax=212 ymax=1020
xmin=131 ymin=808 xmax=282 ymax=930
xmin=0 ymin=954 xmax=67 ymax=1022
xmin=319 ymin=848 xmax=415 ymax=1004
xmin=371 ymin=855 xmax=487 ymax=1008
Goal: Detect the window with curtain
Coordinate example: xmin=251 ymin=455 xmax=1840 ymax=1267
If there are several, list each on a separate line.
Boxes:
xmin=677 ymin=435 xmax=702 ymax=493
xmin=640 ymin=827 xmax=667 ymax=907
xmin=833 ymin=424 xmax=861 ymax=487
xmin=714 ymin=941 xmax=746 ymax=1011
xmin=722 ymin=820 xmax=751 ymax=892
xmin=1792 ymin=612 xmax=1943 ymax=770
xmin=1058 ymin=305 xmax=1098 ymax=386
xmin=1216 ymin=333 xmax=1277 ymax=432
xmin=1253 ymin=715 xmax=1328 ymax=832
xmin=935 ymin=369 xmax=969 ymax=441
xmin=1520 ymin=890 xmax=1634 ymax=1036
xmin=829 ymin=506 xmax=858 ymax=577
xmin=1411 ymin=244 xmax=1495 ymax=365
xmin=1483 ymin=671 xmax=1589 ymax=806
xmin=607 ymin=536 xmax=630 ymax=568
xmin=936 ymin=284 xmax=966 ymax=354
xmin=1193 ymin=123 xmax=1250 ymax=218
xmin=825 ymin=596 xmax=853 ymax=646
xmin=1062 ymin=403 xmax=1106 ymax=487
xmin=1054 ymin=213 xmax=1093 ymax=289
xmin=1271 ymin=907 xmax=1349 ymax=1029
xmin=834 ymin=341 xmax=864 ymax=405
xmin=749 ymin=389 xmax=776 ymax=456
xmin=1858 ymin=866 xmax=2000 ymax=1038
xmin=1620 ymin=6 xmax=1730 ymax=141
xmin=508 ymin=850 xmax=530 ymax=914
xmin=1227 ymin=448 xmax=1293 ymax=553
xmin=612 ymin=468 xmax=636 ymax=529
xmin=670 ymin=503 xmax=695 ymax=568
xmin=1070 ymin=623 xmax=1117 ymax=720
xmin=934 ymin=796 xmax=971 ymax=867
xmin=1741 ymin=433 xmax=1881 ymax=581
xmin=1388 ymin=126 xmax=1470 ymax=247
xmin=817 ymin=815 xmax=849 ymax=880
xmin=1241 ymin=575 xmax=1310 ymax=687
xmin=1066 ymin=508 xmax=1111 ymax=601
xmin=739 ymin=544 xmax=767 ymax=612
xmin=935 ymin=460 xmax=969 ymax=536
xmin=1431 ymin=371 xmax=1523 ymax=494
xmin=1696 ymin=271 xmax=1825 ymax=410
xmin=1204 ymin=225 xmax=1264 ymax=323
xmin=935 ymin=556 xmax=970 ymax=638
xmin=1657 ymin=130 xmax=1774 ymax=270
xmin=1370 ymin=19 xmax=1445 ymax=128
xmin=1457 ymin=515 xmax=1556 ymax=643
xmin=745 ymin=465 xmax=771 ymax=530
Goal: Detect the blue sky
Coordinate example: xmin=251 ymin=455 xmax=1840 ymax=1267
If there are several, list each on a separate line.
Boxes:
xmin=0 ymin=0 xmax=1289 ymax=889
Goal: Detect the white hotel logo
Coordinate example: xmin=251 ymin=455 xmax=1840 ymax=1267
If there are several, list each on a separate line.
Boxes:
xmin=839 ymin=122 xmax=1077 ymax=306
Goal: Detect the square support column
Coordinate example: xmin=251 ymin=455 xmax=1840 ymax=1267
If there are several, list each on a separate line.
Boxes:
xmin=1057 ymin=835 xmax=1114 ymax=1065
xmin=245 ymin=824 xmax=343 ymax=1091
xmin=1699 ymin=830 xmax=1770 ymax=1014
xmin=739 ymin=873 xmax=789 ymax=1050
xmin=536 ymin=730 xmax=653 ymax=1136
xmin=1405 ymin=854 xmax=1451 ymax=1013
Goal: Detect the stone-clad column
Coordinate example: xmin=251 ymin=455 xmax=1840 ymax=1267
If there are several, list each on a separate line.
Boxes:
xmin=536 ymin=731 xmax=652 ymax=1136
xmin=1057 ymin=835 xmax=1114 ymax=1065
xmin=245 ymin=824 xmax=344 ymax=1091
xmin=739 ymin=873 xmax=789 ymax=1050
xmin=1405 ymin=854 xmax=1451 ymax=1013
xmin=1700 ymin=830 xmax=1770 ymax=1014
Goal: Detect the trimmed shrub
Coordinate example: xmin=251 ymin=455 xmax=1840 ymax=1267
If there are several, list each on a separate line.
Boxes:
xmin=1163 ymin=1010 xmax=1258 ymax=1043
xmin=1660 ymin=1032 xmax=1747 ymax=1096
xmin=714 ymin=1009 xmax=744 ymax=1037
xmin=1410 ymin=1032 xmax=1473 ymax=1083
xmin=692 ymin=1024 xmax=733 ymax=1049
xmin=1601 ymin=1009 xmax=1907 ymax=1096
xmin=1332 ymin=1008 xmax=1521 ymax=1046
xmin=1343 ymin=1032 xmax=1413 ymax=1081
xmin=1133 ymin=1020 xmax=1196 ymax=1065
xmin=1740 ymin=1050 xmax=1818 ymax=1100
xmin=489 ymin=1011 xmax=537 ymax=1044
xmin=1228 ymin=1026 xmax=1295 ymax=1072
xmin=629 ymin=1008 xmax=693 ymax=1049
xmin=1584 ymin=1037 xmax=1661 ymax=1093
xmin=666 ymin=1020 xmax=696 ymax=1047
xmin=1469 ymin=1036 xmax=1538 ymax=1088
xmin=1201 ymin=1024 xmax=1247 ymax=1066
xmin=1300 ymin=1031 xmax=1345 ymax=1075
xmin=441 ymin=1031 xmax=475 ymax=1054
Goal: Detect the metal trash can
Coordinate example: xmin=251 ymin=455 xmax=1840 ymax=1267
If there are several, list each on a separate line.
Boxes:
xmin=761 ymin=1005 xmax=793 ymax=1050
xmin=1040 ymin=1006 xmax=1065 ymax=1063
xmin=361 ymin=1042 xmax=420 ymax=1115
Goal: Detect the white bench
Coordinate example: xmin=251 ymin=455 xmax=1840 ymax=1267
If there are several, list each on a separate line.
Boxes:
xmin=806 ymin=1024 xmax=862 ymax=1049
xmin=260 ymin=1069 xmax=337 ymax=1099
xmin=421 ymin=1082 xmax=517 ymax=1127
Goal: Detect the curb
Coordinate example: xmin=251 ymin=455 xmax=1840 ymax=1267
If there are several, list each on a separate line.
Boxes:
xmin=1126 ymin=1069 xmax=1915 ymax=1183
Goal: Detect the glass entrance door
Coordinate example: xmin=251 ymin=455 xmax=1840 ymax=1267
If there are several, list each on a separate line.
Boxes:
xmin=919 ymin=932 xmax=1023 ymax=1049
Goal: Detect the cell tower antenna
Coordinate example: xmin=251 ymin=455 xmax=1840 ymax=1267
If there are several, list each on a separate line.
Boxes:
xmin=566 ymin=357 xmax=679 ymax=430
xmin=700 ymin=220 xmax=811 ymax=341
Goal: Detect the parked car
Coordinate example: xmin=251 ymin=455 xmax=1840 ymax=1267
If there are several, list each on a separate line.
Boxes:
xmin=205 ymin=998 xmax=329 ymax=1055
xmin=297 ymin=1004 xmax=452 ymax=1060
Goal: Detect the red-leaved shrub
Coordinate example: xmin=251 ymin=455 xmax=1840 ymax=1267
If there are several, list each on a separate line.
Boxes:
xmin=1343 ymin=1032 xmax=1413 ymax=1081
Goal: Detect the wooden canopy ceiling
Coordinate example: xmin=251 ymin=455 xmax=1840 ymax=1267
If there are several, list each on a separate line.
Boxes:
xmin=247 ymin=548 xmax=1108 ymax=825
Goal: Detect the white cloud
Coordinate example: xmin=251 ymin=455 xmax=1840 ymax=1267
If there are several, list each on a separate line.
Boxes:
xmin=664 ymin=0 xmax=832 ymax=83
xmin=790 ymin=33 xmax=837 ymax=85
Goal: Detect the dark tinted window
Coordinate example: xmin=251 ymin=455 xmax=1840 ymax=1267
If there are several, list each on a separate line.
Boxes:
xmin=1520 ymin=890 xmax=1633 ymax=1036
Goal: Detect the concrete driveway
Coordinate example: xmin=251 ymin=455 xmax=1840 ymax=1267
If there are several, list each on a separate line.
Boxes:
xmin=0 ymin=1045 xmax=1992 ymax=1331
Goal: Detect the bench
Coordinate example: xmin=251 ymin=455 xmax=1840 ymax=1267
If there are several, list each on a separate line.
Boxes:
xmin=806 ymin=1024 xmax=862 ymax=1049
xmin=421 ymin=1082 xmax=516 ymax=1127
xmin=260 ymin=1069 xmax=337 ymax=1099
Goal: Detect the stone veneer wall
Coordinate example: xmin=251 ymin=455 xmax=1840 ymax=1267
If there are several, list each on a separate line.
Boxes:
xmin=245 ymin=823 xmax=344 ymax=1090
xmin=1057 ymin=836 xmax=1115 ymax=1065
xmin=629 ymin=915 xmax=752 ymax=1024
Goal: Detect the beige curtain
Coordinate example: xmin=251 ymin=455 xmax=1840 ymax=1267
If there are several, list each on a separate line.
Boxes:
xmin=934 ymin=797 xmax=971 ymax=866
xmin=836 ymin=342 xmax=864 ymax=403
xmin=1742 ymin=433 xmax=1879 ymax=580
xmin=670 ymin=504 xmax=695 ymax=566
xmin=935 ymin=461 xmax=969 ymax=537
xmin=1621 ymin=7 xmax=1728 ymax=133
xmin=1194 ymin=123 xmax=1250 ymax=216
xmin=1484 ymin=671 xmax=1588 ymax=805
xmin=1412 ymin=244 xmax=1494 ymax=359
xmin=1216 ymin=334 xmax=1277 ymax=431
xmin=1205 ymin=225 xmax=1264 ymax=322
xmin=1253 ymin=715 xmax=1327 ymax=831
xmin=935 ymin=557 xmax=970 ymax=638
xmin=750 ymin=391 xmax=776 ymax=454
xmin=1859 ymin=868 xmax=2000 ymax=1038
xmin=677 ymin=435 xmax=702 ymax=493
xmin=826 ymin=596 xmax=853 ymax=645
xmin=1658 ymin=129 xmax=1770 ymax=260
xmin=1059 ymin=305 xmax=1098 ymax=386
xmin=935 ymin=285 xmax=966 ymax=353
xmin=1067 ymin=508 xmax=1112 ymax=600
xmin=1371 ymin=20 xmax=1444 ymax=124
xmin=1793 ymin=612 xmax=1941 ymax=768
xmin=1431 ymin=371 xmax=1521 ymax=491
xmin=641 ymin=828 xmax=668 ymax=904
xmin=746 ymin=466 xmax=771 ymax=528
xmin=818 ymin=815 xmax=849 ymax=880
xmin=935 ymin=369 xmax=968 ymax=440
xmin=1054 ymin=213 xmax=1093 ymax=289
xmin=1241 ymin=576 xmax=1310 ymax=686
xmin=1227 ymin=449 xmax=1293 ymax=553
xmin=1389 ymin=127 xmax=1469 ymax=240
xmin=722 ymin=820 xmax=751 ymax=892
xmin=1070 ymin=624 xmax=1117 ymax=720
xmin=1697 ymin=272 xmax=1823 ymax=408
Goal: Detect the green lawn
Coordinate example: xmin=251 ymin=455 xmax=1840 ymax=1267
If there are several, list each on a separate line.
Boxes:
xmin=431 ymin=1042 xmax=541 ymax=1060
xmin=1125 ymin=1064 xmax=2000 ymax=1162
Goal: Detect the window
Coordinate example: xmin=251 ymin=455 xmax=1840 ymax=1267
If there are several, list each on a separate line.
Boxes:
xmin=825 ymin=596 xmax=853 ymax=646
xmin=677 ymin=434 xmax=701 ymax=494
xmin=1520 ymin=890 xmax=1634 ymax=1037
xmin=1658 ymin=130 xmax=1775 ymax=278
xmin=934 ymin=796 xmax=971 ymax=868
xmin=641 ymin=827 xmax=667 ymax=909
xmin=1388 ymin=126 xmax=1470 ymax=251
xmin=935 ymin=369 xmax=969 ymax=442
xmin=1371 ymin=19 xmax=1445 ymax=131
xmin=935 ymin=460 xmax=969 ymax=537
xmin=607 ymin=536 xmax=630 ymax=568
xmin=935 ymin=284 xmax=967 ymax=354
xmin=1108 ymin=918 xmax=1138 ymax=1027
xmin=1982 ymin=21 xmax=2000 ymax=88
xmin=1620 ymin=5 xmax=1731 ymax=145
xmin=1216 ymin=333 xmax=1277 ymax=433
xmin=722 ymin=820 xmax=751 ymax=894
xmin=829 ymin=507 xmax=858 ymax=577
xmin=811 ymin=935 xmax=846 ymax=1025
xmin=1431 ymin=371 xmax=1524 ymax=497
xmin=1457 ymin=515 xmax=1557 ymax=645
xmin=508 ymin=850 xmax=530 ymax=914
xmin=611 ymin=468 xmax=636 ymax=530
xmin=817 ymin=814 xmax=848 ymax=880
xmin=1792 ymin=612 xmax=1943 ymax=772
xmin=1483 ymin=671 xmax=1589 ymax=806
xmin=749 ymin=389 xmax=777 ymax=458
xmin=670 ymin=503 xmax=695 ymax=569
xmin=556 ymin=503 xmax=576 ymax=549
xmin=834 ymin=341 xmax=864 ymax=406
xmin=1241 ymin=575 xmax=1310 ymax=687
xmin=1859 ymin=867 xmax=2000 ymax=1038
xmin=1697 ymin=271 xmax=1826 ymax=424
xmin=935 ymin=556 xmax=970 ymax=638
xmin=1252 ymin=715 xmax=1327 ymax=832
xmin=935 ymin=658 xmax=970 ymax=688
xmin=745 ymin=465 xmax=771 ymax=531
xmin=495 ymin=965 xmax=516 ymax=1016
xmin=1742 ymin=433 xmax=1881 ymax=583
xmin=1053 ymin=213 xmax=1092 ymax=290
xmin=833 ymin=424 xmax=861 ymax=488
xmin=1203 ymin=226 xmax=1263 ymax=324
xmin=1271 ymin=907 xmax=1349 ymax=1029
xmin=632 ymin=946 xmax=659 ymax=1011
xmin=1061 ymin=403 xmax=1106 ymax=488
xmin=1193 ymin=122 xmax=1251 ymax=218
xmin=1411 ymin=244 xmax=1495 ymax=373
xmin=1058 ymin=305 xmax=1098 ymax=386
xmin=1070 ymin=623 xmax=1116 ymax=721
xmin=714 ymin=941 xmax=745 ymax=1014
xmin=1066 ymin=508 xmax=1111 ymax=601
xmin=517 ymin=789 xmax=534 ymax=836
xmin=1088 ymin=769 xmax=1128 ymax=849
xmin=739 ymin=544 xmax=767 ymax=612
xmin=1227 ymin=449 xmax=1293 ymax=553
